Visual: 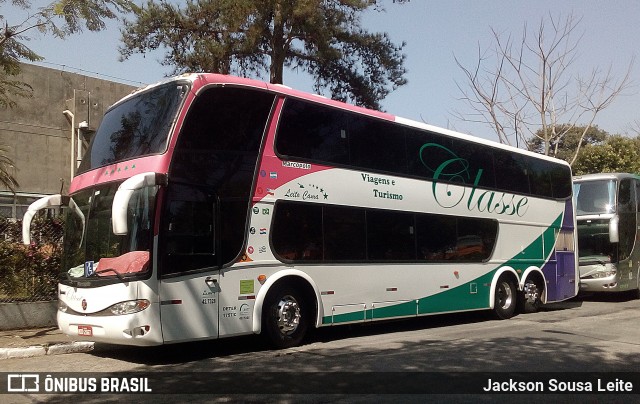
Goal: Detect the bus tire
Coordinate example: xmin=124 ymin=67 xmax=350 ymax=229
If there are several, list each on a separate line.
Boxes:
xmin=519 ymin=278 xmax=543 ymax=313
xmin=493 ymin=276 xmax=517 ymax=320
xmin=263 ymin=284 xmax=309 ymax=349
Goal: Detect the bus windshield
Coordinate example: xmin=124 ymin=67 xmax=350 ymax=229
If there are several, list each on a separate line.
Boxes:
xmin=61 ymin=182 xmax=157 ymax=282
xmin=574 ymin=180 xmax=616 ymax=215
xmin=77 ymin=82 xmax=189 ymax=174
xmin=577 ymin=218 xmax=616 ymax=264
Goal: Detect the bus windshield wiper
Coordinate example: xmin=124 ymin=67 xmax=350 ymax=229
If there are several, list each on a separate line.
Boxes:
xmin=89 ymin=268 xmax=125 ymax=282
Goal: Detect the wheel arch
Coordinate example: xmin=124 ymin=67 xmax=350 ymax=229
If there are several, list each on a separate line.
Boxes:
xmin=252 ymin=269 xmax=322 ymax=335
xmin=489 ymin=267 xmax=519 ymax=310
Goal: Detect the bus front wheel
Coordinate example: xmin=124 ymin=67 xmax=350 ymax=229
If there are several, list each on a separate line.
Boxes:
xmin=493 ymin=277 xmax=517 ymax=320
xmin=263 ymin=285 xmax=309 ymax=349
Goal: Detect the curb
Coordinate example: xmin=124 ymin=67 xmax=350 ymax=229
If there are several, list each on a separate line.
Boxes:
xmin=0 ymin=342 xmax=95 ymax=360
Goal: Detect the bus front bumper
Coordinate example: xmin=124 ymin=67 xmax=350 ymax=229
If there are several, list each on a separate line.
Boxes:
xmin=57 ymin=309 xmax=164 ymax=346
xmin=579 ymin=274 xmax=620 ymax=293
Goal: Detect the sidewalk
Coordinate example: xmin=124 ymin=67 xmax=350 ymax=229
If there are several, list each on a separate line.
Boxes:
xmin=0 ymin=326 xmax=95 ymax=360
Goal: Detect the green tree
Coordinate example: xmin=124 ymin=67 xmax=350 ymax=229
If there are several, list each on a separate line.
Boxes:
xmin=529 ymin=124 xmax=609 ymax=162
xmin=0 ymin=0 xmax=136 ymax=107
xmin=572 ymin=135 xmax=640 ymax=175
xmin=119 ymin=0 xmax=407 ymax=110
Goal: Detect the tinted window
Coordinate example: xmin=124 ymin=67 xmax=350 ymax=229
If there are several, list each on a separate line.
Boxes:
xmin=618 ymin=178 xmax=637 ymax=261
xmin=527 ymin=159 xmax=553 ymax=198
xmin=272 ymin=201 xmax=498 ymax=263
xmin=161 ymin=183 xmax=216 ymax=274
xmin=406 ymin=131 xmax=455 ymax=180
xmin=277 ymin=99 xmax=350 ymax=165
xmin=367 ymin=210 xmax=415 ymax=261
xmin=349 ymin=118 xmax=407 ymax=173
xmin=416 ymin=214 xmax=457 ymax=260
xmin=455 ymin=218 xmax=498 ymax=261
xmin=408 ymin=134 xmax=496 ymax=189
xmin=162 ymin=87 xmax=275 ymax=275
xmin=78 ymin=82 xmax=187 ymax=174
xmin=323 ymin=206 xmax=366 ymax=261
xmin=452 ymin=139 xmax=497 ymax=189
xmin=271 ymin=203 xmax=322 ymax=261
xmin=494 ymin=151 xmax=530 ymax=195
xmin=550 ymin=165 xmax=572 ymax=198
xmin=172 ymin=87 xmax=275 ymax=191
xmin=275 ymin=98 xmax=572 ymax=199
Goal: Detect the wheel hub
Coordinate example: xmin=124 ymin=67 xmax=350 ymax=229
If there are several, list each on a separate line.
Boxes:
xmin=275 ymin=295 xmax=301 ymax=334
xmin=524 ymin=282 xmax=540 ymax=304
xmin=498 ymin=281 xmax=513 ymax=309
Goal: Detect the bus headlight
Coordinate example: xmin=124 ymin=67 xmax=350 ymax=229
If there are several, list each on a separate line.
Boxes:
xmin=95 ymin=300 xmax=151 ymax=316
xmin=58 ymin=300 xmax=68 ymax=313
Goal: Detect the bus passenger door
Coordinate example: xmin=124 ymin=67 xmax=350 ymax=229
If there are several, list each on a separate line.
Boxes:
xmin=617 ymin=178 xmax=637 ymax=289
xmin=158 ymin=183 xmax=220 ymax=343
xmin=159 ymin=271 xmax=220 ymax=342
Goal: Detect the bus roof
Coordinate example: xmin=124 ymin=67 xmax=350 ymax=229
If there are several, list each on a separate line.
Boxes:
xmin=573 ymin=172 xmax=640 ymax=182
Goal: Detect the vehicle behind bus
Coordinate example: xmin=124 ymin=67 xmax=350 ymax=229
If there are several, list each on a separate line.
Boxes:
xmin=573 ymin=173 xmax=640 ymax=295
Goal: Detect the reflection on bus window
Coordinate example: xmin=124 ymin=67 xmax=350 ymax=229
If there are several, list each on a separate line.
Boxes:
xmin=574 ymin=180 xmax=616 ymax=214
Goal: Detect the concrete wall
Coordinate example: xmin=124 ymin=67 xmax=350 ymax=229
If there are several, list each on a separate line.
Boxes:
xmin=0 ymin=66 xmax=140 ymax=329
xmin=0 ymin=63 xmax=138 ymax=196
xmin=0 ymin=301 xmax=57 ymax=330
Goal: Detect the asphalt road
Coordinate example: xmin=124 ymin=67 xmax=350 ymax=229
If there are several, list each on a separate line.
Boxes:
xmin=3 ymin=292 xmax=640 ymax=403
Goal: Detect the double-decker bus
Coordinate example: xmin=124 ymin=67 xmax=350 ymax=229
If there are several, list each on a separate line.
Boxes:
xmin=573 ymin=173 xmax=640 ymax=295
xmin=23 ymin=74 xmax=577 ymax=348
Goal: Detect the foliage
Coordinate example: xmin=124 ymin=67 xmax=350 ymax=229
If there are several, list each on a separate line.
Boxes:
xmin=529 ymin=125 xmax=609 ymax=162
xmin=572 ymin=135 xmax=640 ymax=176
xmin=0 ymin=215 xmax=64 ymax=302
xmin=119 ymin=0 xmax=407 ymax=110
xmin=0 ymin=0 xmax=135 ymax=107
xmin=0 ymin=10 xmax=41 ymax=109
xmin=0 ymin=144 xmax=19 ymax=192
xmin=49 ymin=0 xmax=136 ymax=32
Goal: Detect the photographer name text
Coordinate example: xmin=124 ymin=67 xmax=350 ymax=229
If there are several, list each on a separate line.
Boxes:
xmin=484 ymin=378 xmax=633 ymax=392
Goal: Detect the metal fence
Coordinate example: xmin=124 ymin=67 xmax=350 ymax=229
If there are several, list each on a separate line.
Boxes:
xmin=0 ymin=216 xmax=63 ymax=302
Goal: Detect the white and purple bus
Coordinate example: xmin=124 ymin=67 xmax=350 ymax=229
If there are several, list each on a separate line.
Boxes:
xmin=23 ymin=74 xmax=577 ymax=348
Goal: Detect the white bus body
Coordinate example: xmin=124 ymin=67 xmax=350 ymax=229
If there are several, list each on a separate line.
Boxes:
xmin=23 ymin=74 xmax=578 ymax=348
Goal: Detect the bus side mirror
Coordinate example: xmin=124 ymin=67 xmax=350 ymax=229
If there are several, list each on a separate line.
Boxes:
xmin=112 ymin=172 xmax=166 ymax=235
xmin=609 ymin=216 xmax=619 ymax=243
xmin=22 ymin=194 xmax=65 ymax=245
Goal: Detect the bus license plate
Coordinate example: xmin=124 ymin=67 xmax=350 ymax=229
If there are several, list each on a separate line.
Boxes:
xmin=78 ymin=325 xmax=93 ymax=337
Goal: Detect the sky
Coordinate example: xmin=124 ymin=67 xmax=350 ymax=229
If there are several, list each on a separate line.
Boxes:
xmin=7 ymin=0 xmax=640 ymax=143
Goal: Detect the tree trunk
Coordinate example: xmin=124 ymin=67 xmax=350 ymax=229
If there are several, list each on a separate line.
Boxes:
xmin=270 ymin=2 xmax=286 ymax=84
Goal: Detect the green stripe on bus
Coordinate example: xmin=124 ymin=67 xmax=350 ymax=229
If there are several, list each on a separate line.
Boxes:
xmin=322 ymin=213 xmax=563 ymax=324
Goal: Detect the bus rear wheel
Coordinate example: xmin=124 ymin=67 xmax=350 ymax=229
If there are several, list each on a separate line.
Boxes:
xmin=263 ymin=285 xmax=309 ymax=349
xmin=493 ymin=277 xmax=517 ymax=320
xmin=519 ymin=278 xmax=543 ymax=313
